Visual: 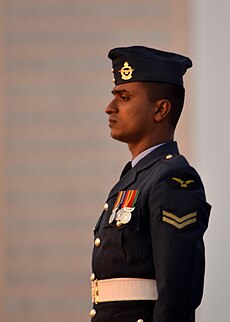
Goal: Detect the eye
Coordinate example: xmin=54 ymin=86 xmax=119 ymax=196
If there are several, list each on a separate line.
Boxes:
xmin=120 ymin=95 xmax=129 ymax=101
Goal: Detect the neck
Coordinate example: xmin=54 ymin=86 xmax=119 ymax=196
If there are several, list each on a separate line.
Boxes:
xmin=128 ymin=133 xmax=174 ymax=159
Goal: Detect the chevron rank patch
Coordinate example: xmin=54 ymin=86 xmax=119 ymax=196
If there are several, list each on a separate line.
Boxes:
xmin=162 ymin=210 xmax=197 ymax=229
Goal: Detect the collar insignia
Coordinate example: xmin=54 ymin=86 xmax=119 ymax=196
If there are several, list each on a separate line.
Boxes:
xmin=119 ymin=61 xmax=134 ymax=80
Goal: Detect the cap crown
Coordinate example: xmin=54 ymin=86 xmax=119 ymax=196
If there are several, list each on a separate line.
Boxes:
xmin=108 ymin=46 xmax=192 ymax=86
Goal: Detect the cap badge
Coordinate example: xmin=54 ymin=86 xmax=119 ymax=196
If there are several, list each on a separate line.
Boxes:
xmin=119 ymin=61 xmax=134 ymax=80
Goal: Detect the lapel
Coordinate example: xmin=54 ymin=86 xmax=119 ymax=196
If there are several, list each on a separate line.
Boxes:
xmin=107 ymin=141 xmax=179 ymax=200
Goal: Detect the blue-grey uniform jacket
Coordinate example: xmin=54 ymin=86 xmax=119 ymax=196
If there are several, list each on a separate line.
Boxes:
xmin=91 ymin=141 xmax=211 ymax=322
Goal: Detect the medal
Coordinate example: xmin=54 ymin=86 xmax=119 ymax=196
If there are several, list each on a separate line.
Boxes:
xmin=109 ymin=209 xmax=117 ymax=224
xmin=119 ymin=207 xmax=134 ymax=224
xmin=108 ymin=191 xmax=125 ymax=224
xmin=115 ymin=190 xmax=140 ymax=227
xmin=110 ymin=190 xmax=140 ymax=226
xmin=116 ymin=208 xmax=124 ymax=220
xmin=120 ymin=210 xmax=132 ymax=224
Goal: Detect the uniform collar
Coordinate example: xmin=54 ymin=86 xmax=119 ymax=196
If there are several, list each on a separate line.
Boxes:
xmin=131 ymin=143 xmax=166 ymax=167
xmin=108 ymin=141 xmax=179 ymax=200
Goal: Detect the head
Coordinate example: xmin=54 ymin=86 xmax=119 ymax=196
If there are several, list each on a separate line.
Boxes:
xmin=106 ymin=46 xmax=192 ymax=153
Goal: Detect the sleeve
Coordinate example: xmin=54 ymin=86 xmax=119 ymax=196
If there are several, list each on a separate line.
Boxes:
xmin=149 ymin=166 xmax=211 ymax=322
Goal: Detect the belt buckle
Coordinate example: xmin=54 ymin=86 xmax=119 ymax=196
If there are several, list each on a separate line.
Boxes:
xmin=91 ymin=279 xmax=99 ymax=304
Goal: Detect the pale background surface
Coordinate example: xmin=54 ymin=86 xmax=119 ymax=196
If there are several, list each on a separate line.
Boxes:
xmin=0 ymin=0 xmax=227 ymax=321
xmin=190 ymin=1 xmax=230 ymax=322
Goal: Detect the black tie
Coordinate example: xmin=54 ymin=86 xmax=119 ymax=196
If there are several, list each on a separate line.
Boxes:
xmin=120 ymin=161 xmax=132 ymax=179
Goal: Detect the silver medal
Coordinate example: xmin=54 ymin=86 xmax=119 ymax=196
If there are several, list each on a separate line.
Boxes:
xmin=109 ymin=211 xmax=116 ymax=224
xmin=120 ymin=210 xmax=132 ymax=224
xmin=109 ymin=208 xmax=117 ymax=224
xmin=115 ymin=208 xmax=124 ymax=221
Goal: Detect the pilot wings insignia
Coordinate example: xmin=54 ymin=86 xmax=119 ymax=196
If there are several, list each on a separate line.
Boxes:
xmin=171 ymin=177 xmax=195 ymax=188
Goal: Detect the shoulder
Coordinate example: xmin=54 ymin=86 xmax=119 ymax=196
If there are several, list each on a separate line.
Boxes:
xmin=155 ymin=153 xmax=203 ymax=187
xmin=148 ymin=153 xmax=211 ymax=212
xmin=145 ymin=152 xmax=210 ymax=209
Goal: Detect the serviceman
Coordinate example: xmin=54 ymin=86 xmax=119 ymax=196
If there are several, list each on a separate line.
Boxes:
xmin=90 ymin=46 xmax=211 ymax=322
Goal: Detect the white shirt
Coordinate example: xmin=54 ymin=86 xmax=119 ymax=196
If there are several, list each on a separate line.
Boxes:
xmin=131 ymin=143 xmax=166 ymax=167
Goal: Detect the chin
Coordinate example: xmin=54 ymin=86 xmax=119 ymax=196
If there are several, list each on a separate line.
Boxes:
xmin=110 ymin=132 xmax=129 ymax=143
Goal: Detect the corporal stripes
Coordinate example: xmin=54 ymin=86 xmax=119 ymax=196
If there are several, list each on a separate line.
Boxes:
xmin=162 ymin=210 xmax=197 ymax=229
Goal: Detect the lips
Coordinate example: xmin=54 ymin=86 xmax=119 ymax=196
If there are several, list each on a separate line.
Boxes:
xmin=108 ymin=118 xmax=117 ymax=126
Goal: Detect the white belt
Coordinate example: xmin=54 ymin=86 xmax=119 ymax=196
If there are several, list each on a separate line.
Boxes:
xmin=91 ymin=277 xmax=158 ymax=304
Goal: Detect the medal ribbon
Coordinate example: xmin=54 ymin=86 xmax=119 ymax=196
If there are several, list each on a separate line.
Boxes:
xmin=121 ymin=190 xmax=140 ymax=208
xmin=113 ymin=191 xmax=125 ymax=210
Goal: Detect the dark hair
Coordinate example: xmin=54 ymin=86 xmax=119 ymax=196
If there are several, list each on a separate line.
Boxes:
xmin=142 ymin=82 xmax=185 ymax=129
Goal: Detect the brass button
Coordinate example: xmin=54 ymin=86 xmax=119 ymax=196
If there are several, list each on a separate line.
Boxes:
xmin=165 ymin=154 xmax=173 ymax=160
xmin=103 ymin=202 xmax=109 ymax=211
xmin=137 ymin=319 xmax=144 ymax=322
xmin=112 ymin=68 xmax=114 ymax=72
xmin=94 ymin=237 xmax=101 ymax=247
xmin=90 ymin=309 xmax=97 ymax=318
xmin=90 ymin=273 xmax=96 ymax=281
xmin=112 ymin=78 xmax=116 ymax=83
xmin=116 ymin=221 xmax=122 ymax=228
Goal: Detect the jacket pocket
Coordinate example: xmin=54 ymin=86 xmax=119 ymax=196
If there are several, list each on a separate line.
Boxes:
xmin=100 ymin=207 xmax=142 ymax=263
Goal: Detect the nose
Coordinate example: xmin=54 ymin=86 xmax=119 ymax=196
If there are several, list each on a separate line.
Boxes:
xmin=105 ymin=98 xmax=118 ymax=115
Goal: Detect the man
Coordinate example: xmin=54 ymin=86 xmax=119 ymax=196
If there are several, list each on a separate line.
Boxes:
xmin=90 ymin=46 xmax=211 ymax=322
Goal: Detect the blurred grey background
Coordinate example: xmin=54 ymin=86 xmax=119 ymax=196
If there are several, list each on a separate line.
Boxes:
xmin=0 ymin=0 xmax=228 ymax=321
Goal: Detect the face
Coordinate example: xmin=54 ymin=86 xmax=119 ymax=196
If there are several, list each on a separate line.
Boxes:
xmin=105 ymin=82 xmax=156 ymax=145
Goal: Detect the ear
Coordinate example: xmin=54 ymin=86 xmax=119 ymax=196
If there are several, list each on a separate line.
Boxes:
xmin=153 ymin=99 xmax=171 ymax=122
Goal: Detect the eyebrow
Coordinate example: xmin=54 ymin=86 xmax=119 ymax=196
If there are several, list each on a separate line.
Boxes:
xmin=111 ymin=89 xmax=130 ymax=95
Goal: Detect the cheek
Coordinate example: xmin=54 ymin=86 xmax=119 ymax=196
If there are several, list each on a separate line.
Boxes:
xmin=133 ymin=113 xmax=153 ymax=129
xmin=120 ymin=102 xmax=153 ymax=130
